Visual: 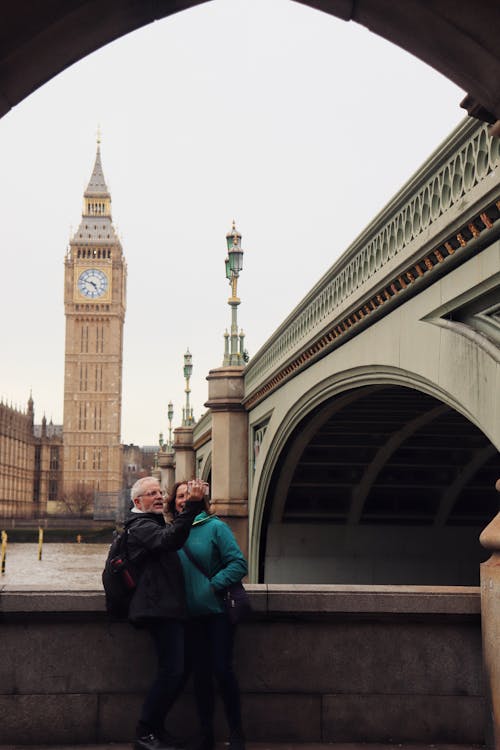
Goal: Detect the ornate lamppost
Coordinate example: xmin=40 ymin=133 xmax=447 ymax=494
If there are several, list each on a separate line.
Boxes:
xmin=160 ymin=401 xmax=175 ymax=450
xmin=167 ymin=401 xmax=174 ymax=449
xmin=182 ymin=349 xmax=194 ymax=426
xmin=157 ymin=400 xmax=176 ymax=491
xmin=223 ymin=221 xmax=247 ymax=366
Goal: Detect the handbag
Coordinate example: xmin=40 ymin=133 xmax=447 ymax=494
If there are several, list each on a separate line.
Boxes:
xmin=183 ymin=544 xmax=251 ymax=625
xmin=223 ymin=580 xmax=252 ymax=625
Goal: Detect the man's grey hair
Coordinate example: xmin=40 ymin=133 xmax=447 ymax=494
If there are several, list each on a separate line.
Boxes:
xmin=130 ymin=476 xmax=160 ymax=503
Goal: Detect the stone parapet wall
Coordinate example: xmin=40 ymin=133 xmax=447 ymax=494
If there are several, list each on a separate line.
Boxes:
xmin=0 ymin=585 xmax=484 ymax=745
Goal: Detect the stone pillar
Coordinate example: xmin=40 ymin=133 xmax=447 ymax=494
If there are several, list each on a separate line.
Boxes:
xmin=479 ymin=477 xmax=500 ymax=748
xmin=151 ymin=460 xmax=161 ymax=484
xmin=173 ymin=427 xmax=195 ymax=483
xmin=158 ymin=449 xmax=175 ymax=494
xmin=205 ymin=366 xmax=248 ymax=558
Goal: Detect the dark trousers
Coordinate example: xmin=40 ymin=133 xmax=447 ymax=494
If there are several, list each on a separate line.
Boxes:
xmin=187 ymin=613 xmax=243 ymax=738
xmin=138 ymin=619 xmax=185 ymax=737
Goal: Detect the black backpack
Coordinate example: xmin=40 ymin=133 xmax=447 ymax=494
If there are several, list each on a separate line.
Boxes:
xmin=102 ymin=528 xmax=140 ymax=618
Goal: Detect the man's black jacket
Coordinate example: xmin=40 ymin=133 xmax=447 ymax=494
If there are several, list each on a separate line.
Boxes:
xmin=125 ymin=502 xmax=199 ymax=624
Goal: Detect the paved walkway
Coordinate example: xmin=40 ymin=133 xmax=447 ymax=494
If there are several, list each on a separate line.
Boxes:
xmin=0 ymin=743 xmax=485 ymax=749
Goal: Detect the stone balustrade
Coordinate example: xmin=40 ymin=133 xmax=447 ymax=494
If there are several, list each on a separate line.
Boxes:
xmin=244 ymin=118 xmax=500 ymax=404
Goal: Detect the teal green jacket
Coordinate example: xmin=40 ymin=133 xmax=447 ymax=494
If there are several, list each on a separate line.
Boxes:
xmin=178 ymin=511 xmax=248 ymax=617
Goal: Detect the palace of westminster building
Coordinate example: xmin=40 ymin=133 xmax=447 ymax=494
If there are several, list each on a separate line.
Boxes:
xmin=0 ymin=142 xmax=129 ymax=519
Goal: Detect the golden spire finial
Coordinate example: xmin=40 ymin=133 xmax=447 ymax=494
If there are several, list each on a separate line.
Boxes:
xmin=232 ymin=219 xmax=236 ymax=231
xmin=96 ymin=124 xmax=102 ymax=146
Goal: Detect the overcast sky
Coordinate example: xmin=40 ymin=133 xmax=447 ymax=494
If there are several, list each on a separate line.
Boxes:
xmin=0 ymin=0 xmax=465 ymax=446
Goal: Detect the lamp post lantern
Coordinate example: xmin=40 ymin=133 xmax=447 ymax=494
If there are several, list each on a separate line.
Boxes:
xmin=182 ymin=349 xmax=194 ymax=426
xmin=223 ymin=221 xmax=247 ymax=366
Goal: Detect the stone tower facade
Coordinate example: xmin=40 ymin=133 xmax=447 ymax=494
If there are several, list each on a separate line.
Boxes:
xmin=0 ymin=397 xmax=63 ymax=520
xmin=60 ymin=140 xmax=126 ymax=510
xmin=0 ymin=397 xmax=36 ymax=518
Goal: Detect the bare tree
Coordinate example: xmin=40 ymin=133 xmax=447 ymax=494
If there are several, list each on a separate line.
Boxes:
xmin=59 ymin=484 xmax=95 ymax=516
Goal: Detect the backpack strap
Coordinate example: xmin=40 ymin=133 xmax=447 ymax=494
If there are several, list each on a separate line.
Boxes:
xmin=126 ymin=519 xmax=152 ymax=562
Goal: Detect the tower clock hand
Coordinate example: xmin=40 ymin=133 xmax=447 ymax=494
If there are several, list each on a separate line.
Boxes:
xmin=78 ymin=268 xmax=108 ymax=298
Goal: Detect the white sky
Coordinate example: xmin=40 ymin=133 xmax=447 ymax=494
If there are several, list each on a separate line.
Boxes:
xmin=0 ymin=0 xmax=464 ymax=446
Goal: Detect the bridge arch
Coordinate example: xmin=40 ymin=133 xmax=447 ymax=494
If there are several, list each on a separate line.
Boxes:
xmin=1 ymin=2 xmax=499 ymax=126
xmin=250 ymin=366 xmax=499 ymax=583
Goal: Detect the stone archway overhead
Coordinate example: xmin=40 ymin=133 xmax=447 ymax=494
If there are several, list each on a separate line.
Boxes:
xmin=295 ymin=0 xmax=500 ymax=127
xmin=1 ymin=1 xmax=499 ymax=127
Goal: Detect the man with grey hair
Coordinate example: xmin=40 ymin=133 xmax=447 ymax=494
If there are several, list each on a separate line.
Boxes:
xmin=125 ymin=475 xmax=207 ymax=750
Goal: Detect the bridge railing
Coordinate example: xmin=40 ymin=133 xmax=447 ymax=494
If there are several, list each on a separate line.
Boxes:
xmin=244 ymin=118 xmax=500 ymax=399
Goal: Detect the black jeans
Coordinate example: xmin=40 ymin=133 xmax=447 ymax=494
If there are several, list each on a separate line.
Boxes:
xmin=187 ymin=613 xmax=243 ymax=738
xmin=138 ymin=619 xmax=185 ymax=737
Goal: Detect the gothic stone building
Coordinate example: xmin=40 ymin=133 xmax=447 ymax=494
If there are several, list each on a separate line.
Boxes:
xmin=0 ymin=398 xmax=63 ymax=519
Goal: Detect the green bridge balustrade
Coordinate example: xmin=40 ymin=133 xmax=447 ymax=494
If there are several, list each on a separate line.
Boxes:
xmin=244 ymin=118 xmax=500 ymax=403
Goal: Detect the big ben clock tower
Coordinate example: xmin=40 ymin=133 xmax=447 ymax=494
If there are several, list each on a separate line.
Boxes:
xmin=60 ymin=136 xmax=126 ymax=510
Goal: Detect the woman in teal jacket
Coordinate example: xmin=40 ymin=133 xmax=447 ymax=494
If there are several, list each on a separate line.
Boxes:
xmin=168 ymin=480 xmax=247 ymax=750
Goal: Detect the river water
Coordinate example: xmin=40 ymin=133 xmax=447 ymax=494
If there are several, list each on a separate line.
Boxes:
xmin=0 ymin=543 xmax=109 ymax=589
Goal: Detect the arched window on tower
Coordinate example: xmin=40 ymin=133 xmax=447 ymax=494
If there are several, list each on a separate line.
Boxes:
xmin=95 ymin=364 xmax=103 ymax=392
xmin=96 ymin=325 xmax=105 ymax=353
xmin=79 ymin=363 xmax=88 ymax=391
xmin=80 ymin=326 xmax=89 ymax=354
xmin=50 ymin=447 xmax=59 ymax=471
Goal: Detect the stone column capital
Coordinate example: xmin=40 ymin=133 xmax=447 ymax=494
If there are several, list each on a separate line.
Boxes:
xmin=206 ymin=365 xmax=246 ymax=412
xmin=158 ymin=449 xmax=175 ymax=470
xmin=211 ymin=499 xmax=248 ymax=517
xmin=173 ymin=426 xmax=194 ymax=450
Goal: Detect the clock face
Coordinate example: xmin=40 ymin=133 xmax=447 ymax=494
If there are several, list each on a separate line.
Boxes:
xmin=77 ymin=268 xmax=109 ymax=299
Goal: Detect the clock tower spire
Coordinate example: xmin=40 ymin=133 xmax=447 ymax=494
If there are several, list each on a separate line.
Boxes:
xmin=58 ymin=136 xmax=127 ymax=514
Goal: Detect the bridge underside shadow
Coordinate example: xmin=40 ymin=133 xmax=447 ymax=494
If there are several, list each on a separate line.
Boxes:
xmin=260 ymin=384 xmax=500 ymax=585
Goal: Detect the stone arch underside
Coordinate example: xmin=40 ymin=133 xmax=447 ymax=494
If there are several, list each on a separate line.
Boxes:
xmin=1 ymin=2 xmax=499 ymax=123
xmin=256 ymin=383 xmax=499 ymax=585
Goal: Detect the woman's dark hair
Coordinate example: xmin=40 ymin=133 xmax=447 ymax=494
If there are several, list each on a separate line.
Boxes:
xmin=166 ymin=479 xmax=211 ymax=520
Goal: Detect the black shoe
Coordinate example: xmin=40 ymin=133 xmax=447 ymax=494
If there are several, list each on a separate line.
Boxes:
xmin=192 ymin=732 xmax=214 ymax=750
xmin=134 ymin=733 xmax=173 ymax=750
xmin=159 ymin=729 xmax=187 ymax=750
xmin=228 ymin=731 xmax=245 ymax=750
